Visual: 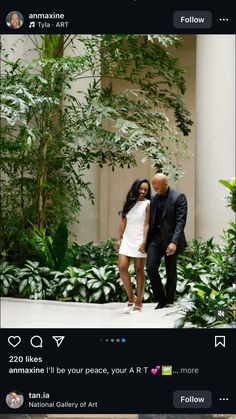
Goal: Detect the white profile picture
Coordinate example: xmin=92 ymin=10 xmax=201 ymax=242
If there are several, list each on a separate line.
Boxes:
xmin=6 ymin=391 xmax=24 ymax=409
xmin=6 ymin=11 xmax=24 ymax=29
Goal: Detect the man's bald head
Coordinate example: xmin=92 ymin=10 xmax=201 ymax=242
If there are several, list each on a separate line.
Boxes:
xmin=152 ymin=173 xmax=169 ymax=195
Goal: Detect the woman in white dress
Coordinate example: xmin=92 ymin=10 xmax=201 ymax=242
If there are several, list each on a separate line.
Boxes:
xmin=116 ymin=178 xmax=151 ymax=313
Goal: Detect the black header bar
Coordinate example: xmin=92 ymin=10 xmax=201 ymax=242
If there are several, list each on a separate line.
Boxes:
xmin=1 ymin=2 xmax=236 ymax=34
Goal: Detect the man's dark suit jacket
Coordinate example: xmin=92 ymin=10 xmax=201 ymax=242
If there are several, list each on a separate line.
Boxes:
xmin=147 ymin=187 xmax=188 ymax=253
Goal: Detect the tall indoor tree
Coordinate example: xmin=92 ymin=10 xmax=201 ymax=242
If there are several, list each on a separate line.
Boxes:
xmin=0 ymin=34 xmax=192 ymax=262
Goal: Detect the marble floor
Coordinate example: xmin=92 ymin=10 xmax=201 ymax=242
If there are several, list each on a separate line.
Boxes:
xmin=0 ymin=298 xmax=183 ymax=328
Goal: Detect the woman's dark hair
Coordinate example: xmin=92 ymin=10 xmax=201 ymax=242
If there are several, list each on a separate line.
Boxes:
xmin=10 ymin=11 xmax=20 ymax=20
xmin=119 ymin=177 xmax=151 ymax=218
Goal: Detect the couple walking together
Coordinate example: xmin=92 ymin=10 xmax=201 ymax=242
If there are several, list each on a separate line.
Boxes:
xmin=116 ymin=173 xmax=188 ymax=314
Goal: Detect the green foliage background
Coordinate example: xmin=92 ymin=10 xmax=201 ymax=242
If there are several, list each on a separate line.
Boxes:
xmin=0 ymin=34 xmax=192 ymax=263
xmin=0 ymin=34 xmax=235 ymax=328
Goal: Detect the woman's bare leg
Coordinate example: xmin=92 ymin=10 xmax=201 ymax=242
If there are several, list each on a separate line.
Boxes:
xmin=118 ymin=254 xmax=135 ymax=303
xmin=134 ymin=258 xmax=146 ymax=308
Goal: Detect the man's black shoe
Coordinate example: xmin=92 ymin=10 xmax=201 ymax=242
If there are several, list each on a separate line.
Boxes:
xmin=154 ymin=302 xmax=166 ymax=309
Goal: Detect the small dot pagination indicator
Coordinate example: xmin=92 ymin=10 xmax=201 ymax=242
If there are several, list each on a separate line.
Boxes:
xmin=103 ymin=337 xmax=126 ymax=343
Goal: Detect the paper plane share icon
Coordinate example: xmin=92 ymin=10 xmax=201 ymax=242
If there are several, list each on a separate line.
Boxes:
xmin=52 ymin=336 xmax=65 ymax=347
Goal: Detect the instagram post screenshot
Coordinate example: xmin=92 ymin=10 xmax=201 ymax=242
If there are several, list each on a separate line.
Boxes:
xmin=0 ymin=0 xmax=235 ymax=417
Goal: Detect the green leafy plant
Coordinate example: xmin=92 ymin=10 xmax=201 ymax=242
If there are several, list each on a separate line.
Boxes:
xmin=87 ymin=265 xmax=118 ymax=303
xmin=70 ymin=239 xmax=118 ymax=269
xmin=175 ymin=285 xmax=235 ymax=328
xmin=53 ymin=267 xmax=87 ymax=302
xmin=176 ymin=238 xmax=215 ymax=296
xmin=207 ymin=243 xmax=235 ymax=289
xmin=219 ymin=177 xmax=236 ymax=212
xmin=223 ymin=220 xmax=236 ymax=254
xmin=18 ymin=260 xmax=52 ymax=299
xmin=175 ymin=178 xmax=236 ymax=328
xmin=0 ymin=262 xmax=19 ymax=296
xmin=28 ymin=222 xmax=69 ymax=271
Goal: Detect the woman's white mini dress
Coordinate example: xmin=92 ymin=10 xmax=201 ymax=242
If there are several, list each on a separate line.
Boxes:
xmin=119 ymin=200 xmax=149 ymax=258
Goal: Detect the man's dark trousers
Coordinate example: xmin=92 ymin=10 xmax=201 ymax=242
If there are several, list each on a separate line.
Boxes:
xmin=146 ymin=187 xmax=187 ymax=305
xmin=146 ymin=236 xmax=177 ymax=305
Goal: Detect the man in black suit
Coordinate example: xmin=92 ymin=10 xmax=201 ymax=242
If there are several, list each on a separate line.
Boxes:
xmin=146 ymin=173 xmax=187 ymax=309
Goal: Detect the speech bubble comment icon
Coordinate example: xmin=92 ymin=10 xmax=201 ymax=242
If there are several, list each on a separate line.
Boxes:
xmin=30 ymin=335 xmax=43 ymax=348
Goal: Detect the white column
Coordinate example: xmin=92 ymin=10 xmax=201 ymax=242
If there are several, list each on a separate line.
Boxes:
xmin=196 ymin=35 xmax=235 ymax=240
xmin=65 ymin=37 xmax=100 ymax=243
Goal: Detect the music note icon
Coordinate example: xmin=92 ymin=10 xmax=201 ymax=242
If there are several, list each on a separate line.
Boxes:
xmin=29 ymin=21 xmax=35 ymax=28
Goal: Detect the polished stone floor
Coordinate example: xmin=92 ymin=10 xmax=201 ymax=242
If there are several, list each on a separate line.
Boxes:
xmin=0 ymin=298 xmax=182 ymax=328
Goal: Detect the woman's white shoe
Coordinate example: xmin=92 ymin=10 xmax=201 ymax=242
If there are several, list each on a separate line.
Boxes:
xmin=123 ymin=295 xmax=137 ymax=314
xmin=129 ymin=305 xmax=142 ymax=314
xmin=123 ymin=304 xmax=134 ymax=314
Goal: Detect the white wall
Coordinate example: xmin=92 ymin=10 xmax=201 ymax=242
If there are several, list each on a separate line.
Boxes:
xmin=64 ymin=36 xmax=100 ymax=243
xmin=196 ymin=35 xmax=235 ymax=240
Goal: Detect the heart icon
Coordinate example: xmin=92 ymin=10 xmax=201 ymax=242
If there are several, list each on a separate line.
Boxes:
xmin=151 ymin=368 xmax=158 ymax=375
xmin=8 ymin=335 xmax=21 ymax=348
xmin=156 ymin=365 xmax=161 ymax=370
